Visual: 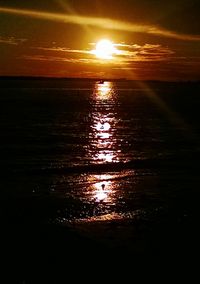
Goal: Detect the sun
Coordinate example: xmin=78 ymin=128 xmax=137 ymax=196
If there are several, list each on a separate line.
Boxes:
xmin=92 ymin=39 xmax=117 ymax=60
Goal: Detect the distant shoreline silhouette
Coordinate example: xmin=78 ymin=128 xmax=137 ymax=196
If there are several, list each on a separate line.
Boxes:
xmin=0 ymin=75 xmax=199 ymax=84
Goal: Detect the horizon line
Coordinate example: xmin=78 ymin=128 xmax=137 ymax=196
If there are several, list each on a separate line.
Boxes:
xmin=0 ymin=75 xmax=199 ymax=83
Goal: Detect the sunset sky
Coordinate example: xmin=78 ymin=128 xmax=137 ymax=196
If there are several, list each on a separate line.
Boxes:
xmin=0 ymin=0 xmax=199 ymax=81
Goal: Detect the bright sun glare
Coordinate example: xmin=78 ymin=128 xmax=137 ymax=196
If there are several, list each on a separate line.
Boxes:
xmin=92 ymin=39 xmax=117 ymax=60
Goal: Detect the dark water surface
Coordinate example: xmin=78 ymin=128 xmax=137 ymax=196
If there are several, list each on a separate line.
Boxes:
xmin=1 ymin=79 xmax=200 ymax=218
xmin=1 ymin=78 xmax=200 ymax=280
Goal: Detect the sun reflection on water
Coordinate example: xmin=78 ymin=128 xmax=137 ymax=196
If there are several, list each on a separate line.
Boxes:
xmin=87 ymin=82 xmax=120 ymax=204
xmin=95 ymin=81 xmax=113 ymax=99
xmin=93 ymin=181 xmax=111 ymax=202
xmin=87 ymin=174 xmax=115 ymax=204
xmin=83 ymin=82 xmax=122 ymax=219
xmin=88 ymin=81 xmax=120 ymax=164
xmin=95 ymin=121 xmax=110 ymax=131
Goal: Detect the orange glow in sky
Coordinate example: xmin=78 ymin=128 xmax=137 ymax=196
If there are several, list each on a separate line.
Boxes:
xmin=0 ymin=3 xmax=199 ymax=80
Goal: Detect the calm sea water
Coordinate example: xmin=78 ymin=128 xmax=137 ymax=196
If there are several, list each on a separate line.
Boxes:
xmin=1 ymin=79 xmax=200 ymax=224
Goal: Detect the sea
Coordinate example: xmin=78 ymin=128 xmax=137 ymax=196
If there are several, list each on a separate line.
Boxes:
xmin=1 ymin=78 xmax=200 ymax=279
xmin=1 ymin=78 xmax=200 ymax=221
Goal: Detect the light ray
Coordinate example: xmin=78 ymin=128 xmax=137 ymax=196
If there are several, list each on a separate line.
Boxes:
xmin=122 ymin=67 xmax=197 ymax=143
xmin=0 ymin=6 xmax=200 ymax=41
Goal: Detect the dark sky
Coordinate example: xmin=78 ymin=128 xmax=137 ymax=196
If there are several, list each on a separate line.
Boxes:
xmin=0 ymin=0 xmax=199 ymax=80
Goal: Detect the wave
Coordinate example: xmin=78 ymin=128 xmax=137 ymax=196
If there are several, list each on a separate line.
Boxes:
xmin=23 ymin=153 xmax=200 ymax=175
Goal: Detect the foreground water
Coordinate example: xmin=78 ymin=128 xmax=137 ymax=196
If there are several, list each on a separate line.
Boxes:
xmin=1 ymin=78 xmax=200 ymax=227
